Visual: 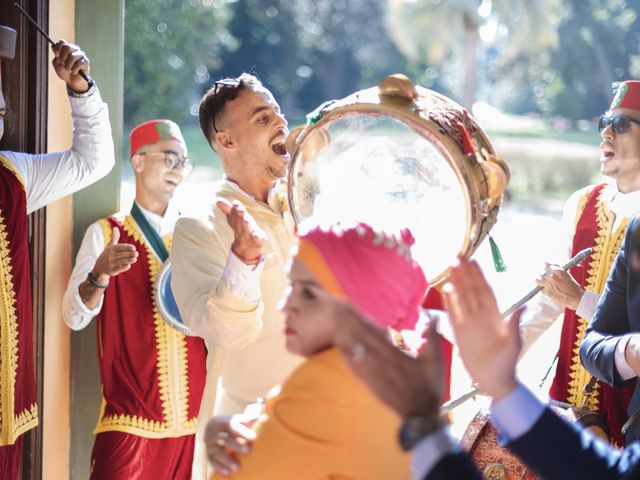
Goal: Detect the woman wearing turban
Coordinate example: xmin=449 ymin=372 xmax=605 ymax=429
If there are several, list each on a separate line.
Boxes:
xmin=207 ymin=221 xmax=429 ymax=479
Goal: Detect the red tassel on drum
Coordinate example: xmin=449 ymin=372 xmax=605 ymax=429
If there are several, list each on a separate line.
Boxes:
xmin=455 ymin=119 xmax=476 ymax=155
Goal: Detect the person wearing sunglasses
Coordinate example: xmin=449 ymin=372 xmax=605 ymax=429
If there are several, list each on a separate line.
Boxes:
xmin=62 ymin=120 xmax=207 ymax=479
xmin=170 ymin=74 xmax=302 ymax=478
xmin=519 ymin=80 xmax=640 ymax=447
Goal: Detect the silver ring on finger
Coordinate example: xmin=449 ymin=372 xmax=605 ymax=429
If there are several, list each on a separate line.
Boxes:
xmin=351 ymin=342 xmax=367 ymax=362
xmin=215 ymin=431 xmax=229 ymax=448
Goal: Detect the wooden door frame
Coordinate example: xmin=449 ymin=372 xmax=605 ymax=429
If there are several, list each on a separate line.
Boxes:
xmin=0 ymin=0 xmax=49 ymax=479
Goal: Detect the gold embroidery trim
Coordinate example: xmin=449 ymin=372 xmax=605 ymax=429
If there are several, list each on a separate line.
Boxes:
xmin=0 ymin=155 xmax=26 ymax=191
xmin=94 ymin=214 xmax=196 ymax=438
xmin=0 ymin=211 xmax=38 ymax=445
xmin=567 ymin=192 xmax=628 ymax=411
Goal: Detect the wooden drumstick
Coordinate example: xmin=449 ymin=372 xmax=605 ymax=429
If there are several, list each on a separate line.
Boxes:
xmin=14 ymin=2 xmax=94 ymax=85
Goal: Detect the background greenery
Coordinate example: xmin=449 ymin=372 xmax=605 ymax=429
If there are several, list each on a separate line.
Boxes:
xmin=122 ymin=0 xmax=640 ymax=203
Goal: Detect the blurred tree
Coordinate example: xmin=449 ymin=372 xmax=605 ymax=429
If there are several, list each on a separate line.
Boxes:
xmin=534 ymin=0 xmax=640 ymax=120
xmin=210 ymin=0 xmax=422 ymax=119
xmin=124 ymin=0 xmax=232 ymax=128
xmin=386 ymin=0 xmax=558 ymax=108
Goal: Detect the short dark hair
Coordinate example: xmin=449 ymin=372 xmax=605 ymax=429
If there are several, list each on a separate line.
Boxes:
xmin=199 ymin=73 xmax=263 ymax=146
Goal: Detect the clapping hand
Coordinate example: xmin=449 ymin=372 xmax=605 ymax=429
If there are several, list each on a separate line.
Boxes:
xmin=444 ymin=258 xmax=523 ymax=402
xmin=217 ymin=198 xmax=266 ymax=265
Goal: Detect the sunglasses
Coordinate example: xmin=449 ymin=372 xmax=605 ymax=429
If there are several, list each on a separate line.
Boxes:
xmin=598 ymin=115 xmax=640 ymax=135
xmin=212 ymin=79 xmax=242 ymax=133
xmin=136 ymin=151 xmax=193 ymax=174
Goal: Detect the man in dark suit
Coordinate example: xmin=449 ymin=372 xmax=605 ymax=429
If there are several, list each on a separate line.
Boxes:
xmin=581 ymin=215 xmax=640 ymax=444
xmin=333 ymin=259 xmax=640 ymax=480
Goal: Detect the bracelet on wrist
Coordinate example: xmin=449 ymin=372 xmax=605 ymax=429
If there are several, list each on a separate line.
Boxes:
xmin=232 ymin=249 xmax=263 ymax=265
xmin=87 ymin=271 xmax=108 ymax=289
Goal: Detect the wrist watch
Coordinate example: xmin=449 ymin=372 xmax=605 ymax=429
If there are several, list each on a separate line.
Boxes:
xmin=398 ymin=413 xmax=445 ymax=451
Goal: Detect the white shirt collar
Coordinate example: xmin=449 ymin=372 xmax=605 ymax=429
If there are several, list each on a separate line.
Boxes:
xmin=222 ymin=176 xmax=283 ymax=213
xmin=134 ymin=200 xmax=179 ymax=237
xmin=602 ymin=182 xmax=640 ymax=219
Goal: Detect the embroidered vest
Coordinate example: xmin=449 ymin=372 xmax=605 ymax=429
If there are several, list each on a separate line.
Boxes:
xmin=549 ymin=183 xmax=634 ymax=446
xmin=0 ymin=155 xmax=38 ymax=446
xmin=94 ymin=213 xmax=207 ymax=438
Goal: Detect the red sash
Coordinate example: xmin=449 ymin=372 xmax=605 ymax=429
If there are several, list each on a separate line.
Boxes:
xmin=0 ymin=156 xmax=38 ymax=446
xmin=94 ymin=213 xmax=207 ymax=438
xmin=549 ymin=183 xmax=634 ymax=446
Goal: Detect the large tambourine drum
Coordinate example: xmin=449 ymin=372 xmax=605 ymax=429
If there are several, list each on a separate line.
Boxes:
xmin=461 ymin=405 xmax=609 ymax=480
xmin=155 ymin=261 xmax=196 ymax=336
xmin=286 ymin=74 xmax=509 ymax=284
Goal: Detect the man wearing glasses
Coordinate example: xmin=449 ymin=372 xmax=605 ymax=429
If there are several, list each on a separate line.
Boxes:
xmin=519 ymin=80 xmax=640 ymax=446
xmin=62 ymin=120 xmax=207 ymax=479
xmin=170 ymin=74 xmax=302 ymax=478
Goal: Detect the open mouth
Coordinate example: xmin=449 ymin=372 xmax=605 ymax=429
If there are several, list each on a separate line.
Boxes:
xmin=271 ymin=137 xmax=288 ymax=156
xmin=166 ymin=179 xmax=179 ymax=187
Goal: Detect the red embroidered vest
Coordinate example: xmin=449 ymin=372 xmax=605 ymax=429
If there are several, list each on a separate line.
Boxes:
xmin=0 ymin=156 xmax=38 ymax=446
xmin=94 ymin=213 xmax=207 ymax=438
xmin=549 ymin=183 xmax=634 ymax=446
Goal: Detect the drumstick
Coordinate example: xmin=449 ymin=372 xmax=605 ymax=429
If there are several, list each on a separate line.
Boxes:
xmin=441 ymin=247 xmax=593 ymax=414
xmin=14 ymin=2 xmax=93 ymax=85
xmin=501 ymin=247 xmax=593 ymax=318
xmin=440 ymin=388 xmax=479 ymax=414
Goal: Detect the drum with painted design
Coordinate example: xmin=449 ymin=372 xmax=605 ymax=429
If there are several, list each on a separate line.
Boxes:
xmin=285 ymin=74 xmax=509 ymax=285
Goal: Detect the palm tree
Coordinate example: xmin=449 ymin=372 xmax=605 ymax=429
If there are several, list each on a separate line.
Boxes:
xmin=386 ymin=0 xmax=558 ymax=108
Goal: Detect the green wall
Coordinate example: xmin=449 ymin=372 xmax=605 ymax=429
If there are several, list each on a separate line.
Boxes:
xmin=70 ymin=0 xmax=124 ymax=478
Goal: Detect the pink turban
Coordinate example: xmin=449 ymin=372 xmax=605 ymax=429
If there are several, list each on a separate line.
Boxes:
xmin=297 ymin=222 xmax=428 ymax=331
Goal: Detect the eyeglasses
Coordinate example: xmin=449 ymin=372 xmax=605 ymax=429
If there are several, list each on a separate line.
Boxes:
xmin=598 ymin=115 xmax=640 ymax=135
xmin=136 ymin=151 xmax=193 ymax=174
xmin=212 ymin=78 xmax=241 ymax=133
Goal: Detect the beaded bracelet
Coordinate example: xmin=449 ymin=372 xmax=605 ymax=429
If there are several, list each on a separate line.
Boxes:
xmin=87 ymin=271 xmax=109 ymax=289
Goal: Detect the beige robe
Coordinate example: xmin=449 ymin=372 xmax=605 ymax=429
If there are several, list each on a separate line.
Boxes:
xmin=171 ymin=179 xmax=302 ymax=479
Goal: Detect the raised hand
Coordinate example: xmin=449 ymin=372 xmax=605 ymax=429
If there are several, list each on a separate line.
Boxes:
xmin=92 ymin=227 xmax=138 ymax=282
xmin=535 ymin=262 xmax=583 ymax=310
xmin=51 ymin=40 xmax=91 ymax=93
xmin=444 ymin=258 xmax=523 ymax=402
xmin=217 ymin=198 xmax=266 ymax=265
xmin=205 ymin=414 xmax=256 ymax=476
xmin=334 ymin=300 xmax=444 ymax=418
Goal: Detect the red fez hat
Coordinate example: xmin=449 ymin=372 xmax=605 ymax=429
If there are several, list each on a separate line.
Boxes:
xmin=610 ymin=81 xmax=640 ymax=111
xmin=130 ymin=119 xmax=186 ymax=157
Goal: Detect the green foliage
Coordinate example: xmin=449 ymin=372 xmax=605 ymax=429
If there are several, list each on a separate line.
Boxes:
xmin=206 ymin=0 xmax=422 ymax=116
xmin=124 ymin=0 xmax=232 ymax=129
xmin=123 ymin=0 xmax=640 ymax=129
xmin=493 ymin=0 xmax=640 ymax=120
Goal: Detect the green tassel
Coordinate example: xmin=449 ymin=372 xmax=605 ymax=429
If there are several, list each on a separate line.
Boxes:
xmin=489 ymin=235 xmax=507 ymax=272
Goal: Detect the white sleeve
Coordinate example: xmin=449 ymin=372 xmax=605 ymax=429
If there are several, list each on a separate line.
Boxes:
xmin=5 ymin=86 xmax=115 ymax=214
xmin=614 ymin=334 xmax=638 ymax=382
xmin=575 ymin=290 xmax=601 ymax=321
xmin=171 ymin=217 xmax=265 ymax=351
xmin=62 ymin=221 xmax=106 ymax=330
xmin=220 ymin=251 xmax=265 ymax=303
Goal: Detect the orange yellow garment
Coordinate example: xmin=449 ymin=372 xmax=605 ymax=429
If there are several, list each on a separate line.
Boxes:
xmin=211 ymin=347 xmax=410 ymax=480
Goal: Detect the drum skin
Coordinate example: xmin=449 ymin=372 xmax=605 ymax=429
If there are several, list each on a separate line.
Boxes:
xmin=286 ymin=74 xmax=510 ymax=285
xmin=461 ymin=407 xmax=609 ymax=480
